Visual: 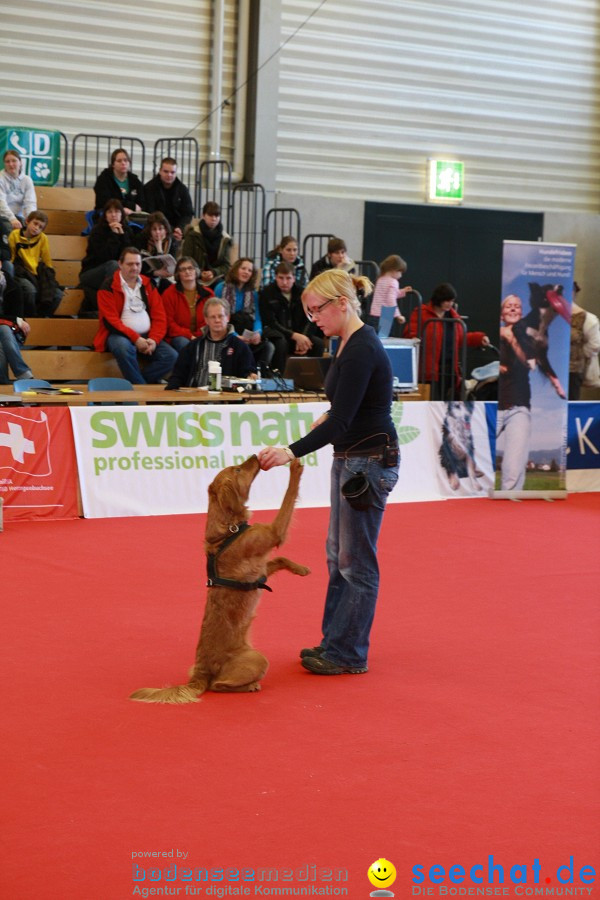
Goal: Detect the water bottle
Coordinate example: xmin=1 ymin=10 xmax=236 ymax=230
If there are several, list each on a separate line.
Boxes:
xmin=208 ymin=360 xmax=222 ymax=391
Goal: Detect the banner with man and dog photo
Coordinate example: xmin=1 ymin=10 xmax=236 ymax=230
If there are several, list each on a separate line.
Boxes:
xmin=494 ymin=241 xmax=575 ymax=500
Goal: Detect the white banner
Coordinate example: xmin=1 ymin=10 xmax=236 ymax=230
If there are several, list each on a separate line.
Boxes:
xmin=69 ymin=401 xmax=494 ymax=518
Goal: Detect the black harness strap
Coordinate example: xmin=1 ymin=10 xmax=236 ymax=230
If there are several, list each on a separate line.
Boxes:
xmin=206 ymin=522 xmax=272 ymax=592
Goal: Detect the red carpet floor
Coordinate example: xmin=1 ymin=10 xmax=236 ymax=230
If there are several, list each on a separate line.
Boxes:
xmin=2 ymin=494 xmax=599 ymax=899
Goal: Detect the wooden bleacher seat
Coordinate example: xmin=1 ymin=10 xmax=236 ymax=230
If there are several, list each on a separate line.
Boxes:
xmin=36 ymin=187 xmax=94 ymax=238
xmin=36 ymin=187 xmax=95 ymax=316
xmin=54 ymin=289 xmax=84 ymax=317
xmin=48 ymin=234 xmax=88 ymax=260
xmin=36 ymin=186 xmax=95 ymax=213
xmin=22 ymin=318 xmax=120 ymax=382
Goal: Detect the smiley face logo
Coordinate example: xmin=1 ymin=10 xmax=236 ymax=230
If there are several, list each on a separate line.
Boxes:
xmin=368 ymin=857 xmax=396 ymax=889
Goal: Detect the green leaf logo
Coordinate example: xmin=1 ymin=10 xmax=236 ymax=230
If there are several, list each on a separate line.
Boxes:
xmin=392 ymin=401 xmax=420 ymax=445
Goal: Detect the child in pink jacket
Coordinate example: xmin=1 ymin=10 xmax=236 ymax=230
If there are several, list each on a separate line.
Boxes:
xmin=368 ymin=254 xmax=411 ymax=333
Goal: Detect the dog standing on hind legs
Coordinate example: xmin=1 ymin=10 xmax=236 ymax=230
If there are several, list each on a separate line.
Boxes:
xmin=130 ymin=455 xmax=309 ymax=704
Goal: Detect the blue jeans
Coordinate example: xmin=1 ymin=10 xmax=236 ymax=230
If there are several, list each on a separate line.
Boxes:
xmin=319 ymin=455 xmax=399 ymax=668
xmin=497 ymin=406 xmax=531 ymax=490
xmin=170 ymin=335 xmax=191 ymax=354
xmin=106 ymin=333 xmax=178 ymax=384
xmin=0 ymin=324 xmax=31 ymax=379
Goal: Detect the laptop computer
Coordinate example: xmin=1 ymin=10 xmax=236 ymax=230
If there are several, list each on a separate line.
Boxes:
xmin=379 ymin=337 xmax=419 ymax=391
xmin=283 ymin=356 xmax=332 ymax=391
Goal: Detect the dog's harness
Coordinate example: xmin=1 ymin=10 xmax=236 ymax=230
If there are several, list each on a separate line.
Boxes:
xmin=206 ymin=523 xmax=272 ymax=592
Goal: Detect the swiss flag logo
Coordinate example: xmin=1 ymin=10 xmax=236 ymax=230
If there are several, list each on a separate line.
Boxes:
xmin=0 ymin=410 xmax=52 ymax=476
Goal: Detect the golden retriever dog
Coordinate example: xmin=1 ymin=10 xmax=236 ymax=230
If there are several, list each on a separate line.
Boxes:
xmin=130 ymin=455 xmax=309 ymax=703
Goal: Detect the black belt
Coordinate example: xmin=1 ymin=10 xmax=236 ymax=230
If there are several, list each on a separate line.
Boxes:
xmin=333 ymin=442 xmax=398 ymax=459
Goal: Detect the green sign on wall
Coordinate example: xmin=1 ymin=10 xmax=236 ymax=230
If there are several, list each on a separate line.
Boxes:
xmin=428 ymin=159 xmax=464 ymax=203
xmin=1 ymin=127 xmax=61 ymax=186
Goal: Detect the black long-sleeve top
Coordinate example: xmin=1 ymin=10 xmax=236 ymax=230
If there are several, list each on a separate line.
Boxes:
xmin=290 ymin=324 xmax=397 ymax=456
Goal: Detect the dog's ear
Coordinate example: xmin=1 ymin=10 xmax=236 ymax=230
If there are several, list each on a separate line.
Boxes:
xmin=212 ymin=478 xmax=243 ymax=522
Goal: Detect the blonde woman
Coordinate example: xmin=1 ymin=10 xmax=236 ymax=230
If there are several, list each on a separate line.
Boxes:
xmin=259 ymin=269 xmax=400 ymax=676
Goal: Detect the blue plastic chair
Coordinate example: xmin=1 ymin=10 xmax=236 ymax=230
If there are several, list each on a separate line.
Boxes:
xmin=87 ymin=377 xmax=138 ymax=405
xmin=13 ymin=378 xmax=53 ymax=392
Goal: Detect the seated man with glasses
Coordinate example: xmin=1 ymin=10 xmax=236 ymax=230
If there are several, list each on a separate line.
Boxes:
xmin=165 ymin=296 xmax=258 ymax=389
xmin=94 ymin=247 xmax=178 ymax=384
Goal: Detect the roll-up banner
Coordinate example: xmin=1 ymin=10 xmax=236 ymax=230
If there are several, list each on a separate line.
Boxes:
xmin=494 ymin=241 xmax=575 ymax=499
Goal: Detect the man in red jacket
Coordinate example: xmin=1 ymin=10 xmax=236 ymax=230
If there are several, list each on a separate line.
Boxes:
xmin=94 ymin=247 xmax=178 ymax=384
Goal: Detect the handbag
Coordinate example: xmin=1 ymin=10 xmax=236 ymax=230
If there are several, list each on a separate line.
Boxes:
xmin=0 ymin=317 xmax=26 ymax=344
xmin=35 ymin=261 xmax=62 ymax=313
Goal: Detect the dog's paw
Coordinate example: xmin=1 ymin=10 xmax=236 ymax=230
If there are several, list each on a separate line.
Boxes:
xmin=297 ymin=565 xmax=311 ymax=576
xmin=290 ymin=458 xmax=303 ymax=477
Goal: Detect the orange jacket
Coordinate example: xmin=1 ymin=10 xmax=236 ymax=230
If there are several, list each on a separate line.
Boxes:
xmin=161 ymin=282 xmax=214 ymax=342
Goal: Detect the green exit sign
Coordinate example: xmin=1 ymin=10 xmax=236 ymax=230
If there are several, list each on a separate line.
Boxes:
xmin=428 ymin=159 xmax=464 ymax=203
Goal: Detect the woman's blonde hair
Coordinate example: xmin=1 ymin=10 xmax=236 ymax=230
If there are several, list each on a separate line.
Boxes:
xmin=303 ymin=268 xmax=372 ymax=315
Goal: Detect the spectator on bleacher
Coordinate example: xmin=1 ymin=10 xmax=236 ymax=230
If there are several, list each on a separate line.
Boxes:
xmin=79 ymin=199 xmax=136 ymax=316
xmin=0 ymin=150 xmax=37 ymax=236
xmin=214 ymin=257 xmax=274 ymax=369
xmin=165 ymin=297 xmax=256 ymax=390
xmin=262 ymin=235 xmax=308 ymax=289
xmin=162 ymin=257 xmax=214 ymax=353
xmin=93 ymin=148 xmax=144 ymax=216
xmin=180 ymin=201 xmax=233 ymax=287
xmin=1 ymin=215 xmax=12 ymax=270
xmin=405 ymin=282 xmax=489 ymax=398
xmin=569 ymin=281 xmax=600 ymax=400
xmin=0 ymin=262 xmax=33 ymax=383
xmin=134 ymin=212 xmax=175 ymax=293
xmin=367 ymin=254 xmax=410 ymax=332
xmin=8 ymin=210 xmax=63 ymax=316
xmin=143 ymin=158 xmax=194 ymax=247
xmin=94 ymin=246 xmax=177 ymax=384
xmin=309 ymin=237 xmax=356 ymax=280
xmin=259 ymin=261 xmax=325 ymax=373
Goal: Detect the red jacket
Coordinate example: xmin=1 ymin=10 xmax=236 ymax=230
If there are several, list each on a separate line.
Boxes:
xmin=94 ymin=270 xmax=168 ymax=352
xmin=161 ymin=283 xmax=214 ymax=342
xmin=405 ymin=303 xmax=486 ymax=382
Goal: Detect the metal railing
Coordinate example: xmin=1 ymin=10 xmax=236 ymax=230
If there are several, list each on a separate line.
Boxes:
xmin=230 ymin=182 xmax=265 ymax=264
xmin=419 ymin=316 xmax=467 ymax=400
xmin=70 ymin=134 xmax=146 ymax=188
xmin=198 ymin=159 xmax=232 ymax=229
xmin=57 ymin=131 xmax=69 ymax=187
xmin=354 ymin=259 xmax=380 ymax=282
xmin=264 ymin=208 xmax=301 ymax=257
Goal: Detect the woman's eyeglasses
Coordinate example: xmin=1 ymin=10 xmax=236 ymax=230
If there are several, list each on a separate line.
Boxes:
xmin=305 ymin=297 xmax=336 ymax=322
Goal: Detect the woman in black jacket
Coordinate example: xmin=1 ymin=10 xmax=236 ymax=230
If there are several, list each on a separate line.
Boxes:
xmin=93 ymin=148 xmax=144 ymax=215
xmin=78 ymin=199 xmax=135 ymax=316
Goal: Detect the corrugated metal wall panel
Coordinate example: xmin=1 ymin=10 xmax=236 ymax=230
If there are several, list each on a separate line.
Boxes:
xmin=1 ymin=0 xmax=237 ymax=181
xmin=277 ymin=0 xmax=600 ymax=212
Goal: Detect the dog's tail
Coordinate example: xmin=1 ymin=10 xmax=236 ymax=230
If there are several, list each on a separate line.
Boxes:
xmin=129 ymin=675 xmax=209 ymax=704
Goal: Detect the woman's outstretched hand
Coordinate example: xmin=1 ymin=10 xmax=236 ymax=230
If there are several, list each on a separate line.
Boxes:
xmin=258 ymin=447 xmax=291 ymax=470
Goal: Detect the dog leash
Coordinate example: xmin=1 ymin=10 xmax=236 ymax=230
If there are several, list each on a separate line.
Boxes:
xmin=206 ymin=522 xmax=273 ymax=592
